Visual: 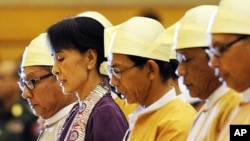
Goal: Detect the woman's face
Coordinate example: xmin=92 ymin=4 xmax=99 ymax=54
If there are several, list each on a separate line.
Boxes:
xmin=52 ymin=48 xmax=91 ymax=94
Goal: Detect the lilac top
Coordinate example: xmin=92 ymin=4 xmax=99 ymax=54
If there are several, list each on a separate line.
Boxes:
xmin=58 ymin=93 xmax=128 ymax=141
xmin=85 ymin=94 xmax=129 ymax=141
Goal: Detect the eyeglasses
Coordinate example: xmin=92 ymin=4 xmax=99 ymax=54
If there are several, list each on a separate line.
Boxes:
xmin=18 ymin=73 xmax=53 ymax=91
xmin=106 ymin=65 xmax=136 ymax=79
xmin=207 ymin=35 xmax=249 ymax=57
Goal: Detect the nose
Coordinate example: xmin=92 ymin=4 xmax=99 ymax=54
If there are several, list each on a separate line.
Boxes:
xmin=109 ymin=75 xmax=120 ymax=88
xmin=208 ymin=55 xmax=220 ymax=69
xmin=52 ymin=62 xmax=59 ymax=76
xmin=22 ymin=87 xmax=32 ymax=99
xmin=176 ymin=63 xmax=187 ymax=77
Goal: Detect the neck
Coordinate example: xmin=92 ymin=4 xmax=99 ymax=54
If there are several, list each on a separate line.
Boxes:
xmin=143 ymin=79 xmax=173 ymax=107
xmin=77 ymin=72 xmax=104 ymax=101
xmin=168 ymin=78 xmax=181 ymax=95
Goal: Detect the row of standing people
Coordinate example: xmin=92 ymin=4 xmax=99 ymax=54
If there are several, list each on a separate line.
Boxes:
xmin=17 ymin=0 xmax=250 ymax=140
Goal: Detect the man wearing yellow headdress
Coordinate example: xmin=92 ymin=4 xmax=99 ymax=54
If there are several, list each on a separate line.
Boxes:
xmin=19 ymin=33 xmax=77 ymax=141
xmin=208 ymin=0 xmax=250 ymax=140
xmin=105 ymin=16 xmax=196 ymax=141
xmin=173 ymin=5 xmax=241 ymax=141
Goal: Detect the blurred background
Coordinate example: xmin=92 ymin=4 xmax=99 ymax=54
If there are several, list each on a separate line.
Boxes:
xmin=0 ymin=0 xmax=219 ymax=62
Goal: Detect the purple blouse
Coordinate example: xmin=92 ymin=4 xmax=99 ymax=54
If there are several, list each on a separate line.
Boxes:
xmin=58 ymin=93 xmax=128 ymax=141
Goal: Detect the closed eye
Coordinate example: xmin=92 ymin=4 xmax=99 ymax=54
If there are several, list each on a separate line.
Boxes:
xmin=177 ymin=54 xmax=191 ymax=63
xmin=54 ymin=55 xmax=64 ymax=62
xmin=112 ymin=68 xmax=122 ymax=73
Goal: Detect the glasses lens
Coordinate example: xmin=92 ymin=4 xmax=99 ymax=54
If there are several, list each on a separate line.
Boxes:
xmin=106 ymin=66 xmax=121 ymax=79
xmin=17 ymin=80 xmax=34 ymax=90
xmin=112 ymin=69 xmax=121 ymax=79
xmin=205 ymin=48 xmax=214 ymax=59
xmin=26 ymin=81 xmax=34 ymax=89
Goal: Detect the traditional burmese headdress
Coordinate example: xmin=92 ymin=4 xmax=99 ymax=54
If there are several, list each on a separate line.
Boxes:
xmin=209 ymin=0 xmax=250 ymax=35
xmin=105 ymin=16 xmax=172 ymax=61
xmin=173 ymin=5 xmax=218 ymax=49
xmin=21 ymin=33 xmax=53 ymax=67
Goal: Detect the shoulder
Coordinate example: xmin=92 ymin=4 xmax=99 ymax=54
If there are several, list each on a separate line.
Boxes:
xmin=91 ymin=94 xmax=126 ymax=118
xmin=160 ymin=98 xmax=197 ymax=114
xmin=94 ymin=94 xmax=119 ymax=110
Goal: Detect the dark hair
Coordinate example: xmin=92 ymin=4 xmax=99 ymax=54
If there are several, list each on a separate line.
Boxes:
xmin=47 ymin=17 xmax=105 ymax=73
xmin=128 ymin=55 xmax=178 ymax=82
xmin=169 ymin=59 xmax=179 ymax=80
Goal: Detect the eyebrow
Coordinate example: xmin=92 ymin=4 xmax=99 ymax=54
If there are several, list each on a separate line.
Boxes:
xmin=110 ymin=63 xmax=119 ymax=68
xmin=20 ymin=71 xmax=38 ymax=81
xmin=212 ymin=41 xmax=224 ymax=47
xmin=111 ymin=62 xmax=128 ymax=69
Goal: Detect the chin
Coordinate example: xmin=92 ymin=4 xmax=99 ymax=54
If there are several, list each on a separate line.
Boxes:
xmin=62 ymin=88 xmax=75 ymax=95
xmin=125 ymin=98 xmax=137 ymax=105
xmin=189 ymin=91 xmax=200 ymax=99
xmin=33 ymin=110 xmax=43 ymax=117
xmin=63 ymin=91 xmax=75 ymax=95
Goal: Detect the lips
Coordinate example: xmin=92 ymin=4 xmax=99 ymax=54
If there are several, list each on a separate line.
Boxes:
xmin=28 ymin=102 xmax=38 ymax=110
xmin=183 ymin=81 xmax=191 ymax=88
xmin=218 ymin=74 xmax=227 ymax=82
xmin=118 ymin=90 xmax=126 ymax=98
xmin=217 ymin=71 xmax=228 ymax=82
xmin=30 ymin=105 xmax=37 ymax=110
xmin=214 ymin=68 xmax=227 ymax=82
xmin=184 ymin=85 xmax=192 ymax=91
xmin=119 ymin=94 xmax=125 ymax=99
xmin=57 ymin=79 xmax=66 ymax=87
xmin=112 ymin=86 xmax=121 ymax=94
xmin=59 ymin=81 xmax=64 ymax=87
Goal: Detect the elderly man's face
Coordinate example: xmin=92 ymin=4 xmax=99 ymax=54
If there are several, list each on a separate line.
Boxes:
xmin=176 ymin=48 xmax=221 ymax=100
xmin=107 ymin=53 xmax=151 ymax=106
xmin=20 ymin=66 xmax=75 ymax=119
xmin=209 ymin=33 xmax=250 ymax=92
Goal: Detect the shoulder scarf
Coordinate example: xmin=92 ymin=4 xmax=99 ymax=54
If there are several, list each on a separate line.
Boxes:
xmin=57 ymin=82 xmax=109 ymax=141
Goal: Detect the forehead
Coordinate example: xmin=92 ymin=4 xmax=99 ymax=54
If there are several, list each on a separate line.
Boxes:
xmin=54 ymin=48 xmax=82 ymax=56
xmin=212 ymin=34 xmax=238 ymax=43
xmin=108 ymin=53 xmax=133 ymax=65
xmin=176 ymin=48 xmax=204 ymax=55
xmin=21 ymin=66 xmax=46 ymax=78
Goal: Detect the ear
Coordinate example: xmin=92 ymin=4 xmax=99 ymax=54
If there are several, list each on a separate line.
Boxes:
xmin=86 ymin=49 xmax=97 ymax=70
xmin=145 ymin=60 xmax=159 ymax=80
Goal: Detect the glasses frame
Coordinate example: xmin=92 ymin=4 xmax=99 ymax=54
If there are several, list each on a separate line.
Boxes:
xmin=18 ymin=73 xmax=53 ymax=90
xmin=106 ymin=65 xmax=137 ymax=79
xmin=208 ymin=35 xmax=249 ymax=57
